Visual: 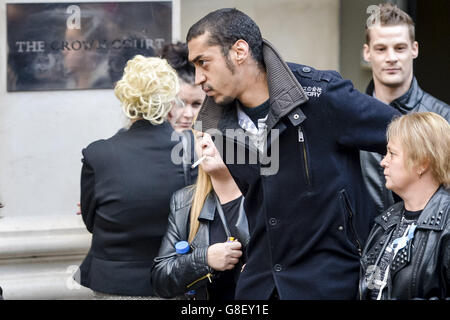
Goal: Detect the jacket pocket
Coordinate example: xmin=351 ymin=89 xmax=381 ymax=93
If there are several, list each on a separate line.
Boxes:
xmin=339 ymin=189 xmax=362 ymax=256
xmin=297 ymin=126 xmax=312 ymax=188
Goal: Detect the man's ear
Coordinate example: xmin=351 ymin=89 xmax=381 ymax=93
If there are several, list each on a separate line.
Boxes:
xmin=231 ymin=39 xmax=250 ymax=65
xmin=412 ymin=41 xmax=419 ymax=59
xmin=363 ymin=43 xmax=371 ymax=63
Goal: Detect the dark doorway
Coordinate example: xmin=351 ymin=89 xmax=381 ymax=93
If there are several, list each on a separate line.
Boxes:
xmin=408 ymin=0 xmax=450 ymax=104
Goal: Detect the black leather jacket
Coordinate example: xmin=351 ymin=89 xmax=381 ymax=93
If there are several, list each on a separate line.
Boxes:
xmin=361 ymin=78 xmax=450 ymax=216
xmin=359 ymin=187 xmax=450 ymax=300
xmin=151 ymin=186 xmax=249 ymax=299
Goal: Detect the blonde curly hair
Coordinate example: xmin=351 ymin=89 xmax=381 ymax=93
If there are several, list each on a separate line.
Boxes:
xmin=114 ymin=55 xmax=179 ymax=125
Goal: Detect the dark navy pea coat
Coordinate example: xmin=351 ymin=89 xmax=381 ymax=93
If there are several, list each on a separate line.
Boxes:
xmin=195 ymin=40 xmax=400 ymax=299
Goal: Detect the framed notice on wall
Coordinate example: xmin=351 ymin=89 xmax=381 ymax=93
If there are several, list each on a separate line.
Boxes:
xmin=7 ymin=1 xmax=174 ymax=91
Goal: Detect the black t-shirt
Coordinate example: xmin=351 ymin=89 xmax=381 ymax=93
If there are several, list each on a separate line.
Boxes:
xmin=241 ymin=99 xmax=270 ymax=127
xmin=207 ymin=196 xmax=243 ymax=301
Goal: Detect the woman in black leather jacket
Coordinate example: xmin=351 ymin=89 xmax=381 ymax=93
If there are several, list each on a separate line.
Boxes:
xmin=359 ymin=112 xmax=450 ymax=300
xmin=151 ymin=132 xmax=249 ymax=300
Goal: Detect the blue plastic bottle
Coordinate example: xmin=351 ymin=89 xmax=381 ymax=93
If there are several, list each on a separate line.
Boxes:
xmin=175 ymin=241 xmax=196 ymax=300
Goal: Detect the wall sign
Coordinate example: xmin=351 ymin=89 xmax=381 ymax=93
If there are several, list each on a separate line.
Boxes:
xmin=7 ymin=2 xmax=172 ymax=91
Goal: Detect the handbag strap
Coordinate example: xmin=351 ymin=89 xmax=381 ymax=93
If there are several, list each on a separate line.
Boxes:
xmin=214 ymin=194 xmax=232 ymax=239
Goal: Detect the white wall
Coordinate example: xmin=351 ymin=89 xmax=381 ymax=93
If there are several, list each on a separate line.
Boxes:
xmin=0 ymin=0 xmax=147 ymax=300
xmin=180 ymin=0 xmax=340 ymax=70
xmin=0 ymin=0 xmax=127 ymax=221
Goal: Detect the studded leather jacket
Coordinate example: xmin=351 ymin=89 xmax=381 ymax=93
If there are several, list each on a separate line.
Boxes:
xmin=359 ymin=187 xmax=450 ymax=300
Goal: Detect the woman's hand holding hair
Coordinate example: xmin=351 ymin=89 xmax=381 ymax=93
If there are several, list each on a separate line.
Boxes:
xmin=207 ymin=241 xmax=242 ymax=271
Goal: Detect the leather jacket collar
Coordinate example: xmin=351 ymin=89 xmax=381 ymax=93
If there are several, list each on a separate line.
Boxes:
xmin=198 ymin=192 xmax=216 ymax=221
xmin=366 ymin=77 xmax=425 ymax=114
xmin=374 ymin=186 xmax=449 ymax=232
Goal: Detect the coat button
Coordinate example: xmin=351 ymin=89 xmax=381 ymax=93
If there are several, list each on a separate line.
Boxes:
xmin=302 ymin=67 xmax=311 ymax=73
xmin=338 ymin=226 xmax=344 ymax=231
xmin=274 ymin=264 xmax=283 ymax=272
xmin=269 ymin=218 xmax=278 ymax=226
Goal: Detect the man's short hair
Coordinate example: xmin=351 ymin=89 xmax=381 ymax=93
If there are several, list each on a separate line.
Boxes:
xmin=186 ymin=8 xmax=264 ymax=69
xmin=366 ymin=3 xmax=415 ymax=44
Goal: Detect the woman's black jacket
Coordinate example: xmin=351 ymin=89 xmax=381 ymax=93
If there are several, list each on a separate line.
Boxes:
xmin=359 ymin=187 xmax=450 ymax=299
xmin=151 ymin=187 xmax=249 ymax=299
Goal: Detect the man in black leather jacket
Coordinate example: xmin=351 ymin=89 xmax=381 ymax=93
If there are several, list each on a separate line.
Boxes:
xmin=360 ymin=3 xmax=450 ymax=216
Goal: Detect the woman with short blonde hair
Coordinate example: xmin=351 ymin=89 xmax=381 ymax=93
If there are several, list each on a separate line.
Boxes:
xmin=359 ymin=112 xmax=450 ymax=300
xmin=386 ymin=112 xmax=449 ymax=188
xmin=114 ymin=55 xmax=179 ymax=124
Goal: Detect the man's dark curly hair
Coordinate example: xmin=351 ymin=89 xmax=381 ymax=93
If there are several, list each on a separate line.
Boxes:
xmin=186 ymin=8 xmax=264 ymax=70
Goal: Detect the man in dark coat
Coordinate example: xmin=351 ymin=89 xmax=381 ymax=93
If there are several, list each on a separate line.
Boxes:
xmin=187 ymin=8 xmax=400 ymax=299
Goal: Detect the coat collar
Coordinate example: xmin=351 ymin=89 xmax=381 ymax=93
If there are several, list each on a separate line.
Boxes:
xmin=198 ymin=192 xmax=216 ymax=221
xmin=416 ymin=187 xmax=449 ymax=231
xmin=375 ymin=186 xmax=449 ymax=231
xmin=195 ymin=39 xmax=309 ymax=133
xmin=366 ymin=77 xmax=425 ymax=114
xmin=128 ymin=118 xmax=173 ymax=132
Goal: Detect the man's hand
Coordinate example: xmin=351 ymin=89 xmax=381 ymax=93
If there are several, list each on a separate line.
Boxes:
xmin=207 ymin=241 xmax=242 ymax=271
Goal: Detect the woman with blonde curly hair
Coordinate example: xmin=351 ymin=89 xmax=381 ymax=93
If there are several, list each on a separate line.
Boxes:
xmin=76 ymin=55 xmax=195 ymax=299
xmin=360 ymin=112 xmax=450 ymax=300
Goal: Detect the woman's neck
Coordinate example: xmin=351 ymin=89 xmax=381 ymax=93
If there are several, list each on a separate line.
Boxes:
xmin=401 ymin=176 xmax=440 ymax=211
xmin=210 ymin=170 xmax=242 ymax=204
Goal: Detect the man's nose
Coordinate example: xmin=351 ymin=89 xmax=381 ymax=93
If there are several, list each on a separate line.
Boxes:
xmin=386 ymin=48 xmax=398 ymax=63
xmin=195 ymin=70 xmax=206 ymax=86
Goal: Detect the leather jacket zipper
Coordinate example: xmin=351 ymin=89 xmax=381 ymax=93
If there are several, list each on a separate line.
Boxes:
xmin=298 ymin=126 xmax=311 ymax=186
xmin=186 ymin=273 xmax=213 ymax=289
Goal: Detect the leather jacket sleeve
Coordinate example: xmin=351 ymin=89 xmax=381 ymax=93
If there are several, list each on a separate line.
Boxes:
xmin=442 ymin=230 xmax=450 ymax=291
xmin=151 ymin=193 xmax=211 ymax=298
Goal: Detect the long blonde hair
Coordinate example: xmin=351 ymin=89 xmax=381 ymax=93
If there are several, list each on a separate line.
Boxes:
xmin=188 ymin=165 xmax=213 ymax=243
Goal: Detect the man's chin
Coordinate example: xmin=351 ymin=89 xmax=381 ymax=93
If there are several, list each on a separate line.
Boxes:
xmin=378 ymin=75 xmax=407 ymax=88
xmin=213 ymin=95 xmax=235 ymax=106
